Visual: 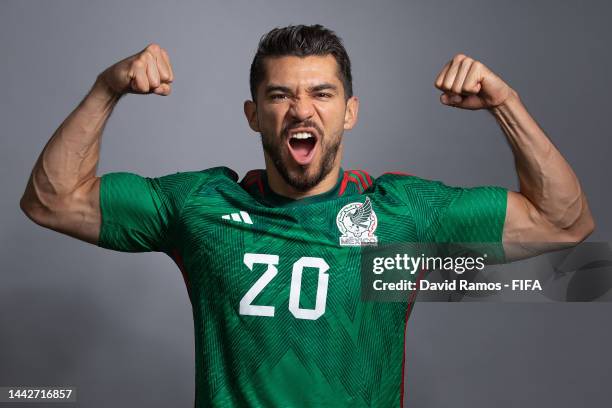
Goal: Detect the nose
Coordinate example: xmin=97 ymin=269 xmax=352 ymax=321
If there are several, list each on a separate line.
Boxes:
xmin=288 ymin=96 xmax=315 ymax=122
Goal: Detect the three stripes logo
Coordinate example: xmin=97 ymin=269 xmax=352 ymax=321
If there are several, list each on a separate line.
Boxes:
xmin=222 ymin=211 xmax=253 ymax=224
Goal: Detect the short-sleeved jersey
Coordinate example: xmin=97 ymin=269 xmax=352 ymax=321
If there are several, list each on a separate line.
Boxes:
xmin=97 ymin=167 xmax=507 ymax=407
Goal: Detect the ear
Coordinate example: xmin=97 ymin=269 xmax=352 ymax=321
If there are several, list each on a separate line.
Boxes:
xmin=244 ymin=100 xmax=260 ymax=132
xmin=343 ymin=96 xmax=359 ymax=130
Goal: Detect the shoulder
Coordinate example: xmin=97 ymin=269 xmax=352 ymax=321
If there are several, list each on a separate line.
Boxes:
xmin=156 ymin=166 xmax=238 ymax=183
xmin=376 ymin=171 xmax=441 ymax=186
xmin=153 ymin=166 xmax=238 ymax=191
xmin=374 ymin=171 xmax=459 ymax=202
xmin=375 ymin=171 xmax=506 ymax=209
xmin=135 ymin=166 xmax=239 ymax=207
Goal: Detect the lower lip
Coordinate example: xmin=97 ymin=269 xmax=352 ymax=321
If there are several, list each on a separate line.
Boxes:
xmin=287 ymin=138 xmax=318 ymax=166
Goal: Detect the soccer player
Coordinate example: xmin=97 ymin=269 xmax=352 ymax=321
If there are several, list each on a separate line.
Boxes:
xmin=20 ymin=25 xmax=594 ymax=407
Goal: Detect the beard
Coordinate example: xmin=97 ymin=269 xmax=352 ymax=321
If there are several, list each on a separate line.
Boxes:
xmin=260 ymin=121 xmax=341 ymax=192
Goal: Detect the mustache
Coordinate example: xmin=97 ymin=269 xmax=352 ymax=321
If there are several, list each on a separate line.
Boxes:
xmin=281 ymin=120 xmax=324 ymax=140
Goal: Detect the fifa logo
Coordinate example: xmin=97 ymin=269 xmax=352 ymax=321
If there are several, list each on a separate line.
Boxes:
xmin=336 ymin=197 xmax=378 ymax=247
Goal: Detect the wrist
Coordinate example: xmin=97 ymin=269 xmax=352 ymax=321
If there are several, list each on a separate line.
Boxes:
xmin=489 ymin=88 xmax=520 ymax=115
xmin=92 ymin=75 xmax=123 ymax=102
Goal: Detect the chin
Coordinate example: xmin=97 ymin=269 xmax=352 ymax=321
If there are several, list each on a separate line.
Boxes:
xmin=283 ymin=162 xmax=324 ymax=191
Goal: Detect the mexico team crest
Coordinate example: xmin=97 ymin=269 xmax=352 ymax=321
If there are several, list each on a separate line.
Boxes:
xmin=336 ymin=197 xmax=378 ymax=246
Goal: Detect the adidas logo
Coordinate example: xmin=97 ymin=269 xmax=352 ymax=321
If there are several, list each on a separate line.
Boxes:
xmin=222 ymin=211 xmax=253 ymax=224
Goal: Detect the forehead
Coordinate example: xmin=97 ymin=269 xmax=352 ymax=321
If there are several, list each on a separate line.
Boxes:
xmin=261 ymin=55 xmax=342 ymax=88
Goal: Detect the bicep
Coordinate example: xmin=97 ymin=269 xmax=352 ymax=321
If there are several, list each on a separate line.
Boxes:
xmin=23 ymin=169 xmax=205 ymax=252
xmin=25 ymin=172 xmax=171 ymax=252
xmin=502 ymin=191 xmax=588 ymax=260
xmin=22 ymin=176 xmax=102 ymax=246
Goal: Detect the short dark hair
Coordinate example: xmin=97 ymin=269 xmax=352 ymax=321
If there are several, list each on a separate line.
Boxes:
xmin=249 ymin=24 xmax=353 ymax=102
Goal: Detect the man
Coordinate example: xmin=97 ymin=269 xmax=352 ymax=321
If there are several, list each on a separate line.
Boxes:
xmin=20 ymin=24 xmax=593 ymax=407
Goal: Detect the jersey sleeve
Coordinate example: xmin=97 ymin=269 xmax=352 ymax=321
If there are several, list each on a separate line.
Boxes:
xmin=431 ymin=184 xmax=507 ymax=243
xmin=377 ymin=174 xmax=507 ymax=242
xmin=377 ymin=174 xmax=508 ymax=262
xmin=97 ymin=170 xmax=205 ymax=253
xmin=428 ymin=183 xmax=508 ymax=264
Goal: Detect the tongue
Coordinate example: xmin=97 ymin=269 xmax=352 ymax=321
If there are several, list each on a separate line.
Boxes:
xmin=291 ymin=139 xmax=313 ymax=156
xmin=289 ymin=138 xmax=316 ymax=163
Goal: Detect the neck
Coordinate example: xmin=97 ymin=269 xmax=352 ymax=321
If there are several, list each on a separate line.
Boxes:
xmin=264 ymin=153 xmax=342 ymax=200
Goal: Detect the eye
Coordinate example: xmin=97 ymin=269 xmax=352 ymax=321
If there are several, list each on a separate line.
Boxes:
xmin=316 ymin=92 xmax=333 ymax=99
xmin=270 ymin=94 xmax=288 ymax=101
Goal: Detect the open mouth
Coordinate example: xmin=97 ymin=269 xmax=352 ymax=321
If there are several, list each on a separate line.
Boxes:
xmin=287 ymin=130 xmax=318 ymax=165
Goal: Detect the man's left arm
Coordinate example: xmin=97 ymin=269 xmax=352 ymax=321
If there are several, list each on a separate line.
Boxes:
xmin=434 ymin=54 xmax=595 ymax=259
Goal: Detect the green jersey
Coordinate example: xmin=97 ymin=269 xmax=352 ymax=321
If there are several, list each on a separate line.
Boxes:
xmin=97 ymin=166 xmax=506 ymax=407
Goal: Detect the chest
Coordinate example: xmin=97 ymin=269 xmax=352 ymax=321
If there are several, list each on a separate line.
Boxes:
xmin=175 ymin=193 xmax=417 ymax=316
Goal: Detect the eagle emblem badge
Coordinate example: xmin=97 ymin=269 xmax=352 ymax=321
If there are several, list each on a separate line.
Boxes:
xmin=336 ymin=197 xmax=378 ymax=247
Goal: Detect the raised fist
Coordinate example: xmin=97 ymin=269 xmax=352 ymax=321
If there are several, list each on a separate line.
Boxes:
xmin=98 ymin=43 xmax=174 ymax=96
xmin=434 ymin=53 xmax=514 ymax=110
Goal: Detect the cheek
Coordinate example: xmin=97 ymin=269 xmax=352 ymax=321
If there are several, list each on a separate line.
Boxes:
xmin=320 ymin=106 xmax=346 ymax=137
xmin=259 ymin=105 xmax=287 ymax=132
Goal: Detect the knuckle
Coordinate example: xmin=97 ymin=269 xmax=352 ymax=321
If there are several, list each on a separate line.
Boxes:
xmin=132 ymin=78 xmax=147 ymax=89
xmin=146 ymin=43 xmax=161 ymax=53
xmin=160 ymin=71 xmax=171 ymax=82
xmin=453 ymin=53 xmax=466 ymax=62
xmin=131 ymin=59 xmax=145 ymax=69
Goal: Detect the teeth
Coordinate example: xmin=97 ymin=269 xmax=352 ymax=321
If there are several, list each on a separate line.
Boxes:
xmin=291 ymin=132 xmax=314 ymax=139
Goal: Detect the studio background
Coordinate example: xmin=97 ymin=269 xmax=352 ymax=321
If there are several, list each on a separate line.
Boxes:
xmin=1 ymin=1 xmax=610 ymax=407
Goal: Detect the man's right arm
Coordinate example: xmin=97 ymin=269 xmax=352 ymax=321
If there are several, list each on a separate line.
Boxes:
xmin=19 ymin=44 xmax=174 ymax=245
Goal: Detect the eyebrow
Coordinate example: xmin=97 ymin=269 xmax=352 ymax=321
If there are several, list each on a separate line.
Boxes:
xmin=309 ymin=83 xmax=338 ymax=93
xmin=265 ymin=83 xmax=339 ymax=95
xmin=265 ymin=85 xmax=292 ymax=94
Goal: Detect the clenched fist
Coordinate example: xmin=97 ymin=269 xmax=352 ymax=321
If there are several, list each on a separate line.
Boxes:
xmin=434 ymin=54 xmax=514 ymax=110
xmin=98 ymin=43 xmax=174 ymax=96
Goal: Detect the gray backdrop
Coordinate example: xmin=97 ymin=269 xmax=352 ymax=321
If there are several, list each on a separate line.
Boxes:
xmin=1 ymin=0 xmax=610 ymax=407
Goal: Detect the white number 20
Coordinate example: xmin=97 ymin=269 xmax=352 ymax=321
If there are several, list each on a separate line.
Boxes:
xmin=240 ymin=253 xmax=330 ymax=320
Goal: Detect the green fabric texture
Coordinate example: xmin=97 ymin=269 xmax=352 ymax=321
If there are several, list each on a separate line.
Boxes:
xmin=97 ymin=167 xmax=507 ymax=407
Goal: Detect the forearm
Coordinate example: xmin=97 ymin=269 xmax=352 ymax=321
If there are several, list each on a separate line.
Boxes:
xmin=490 ymin=91 xmax=591 ymax=231
xmin=21 ymin=77 xmax=120 ymax=212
